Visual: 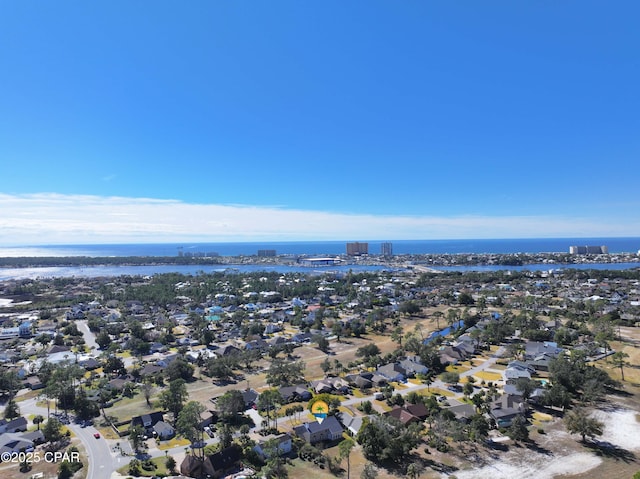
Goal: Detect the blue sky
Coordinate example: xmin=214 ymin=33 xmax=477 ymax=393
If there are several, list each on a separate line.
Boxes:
xmin=2 ymin=1 xmax=639 ymax=244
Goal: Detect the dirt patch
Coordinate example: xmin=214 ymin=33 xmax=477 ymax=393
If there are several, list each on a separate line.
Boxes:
xmin=448 ymin=449 xmax=601 ymax=479
xmin=591 ymin=407 xmax=640 ymax=451
xmin=443 ymin=426 xmax=601 ymax=479
xmin=444 ymin=402 xmax=640 ymax=479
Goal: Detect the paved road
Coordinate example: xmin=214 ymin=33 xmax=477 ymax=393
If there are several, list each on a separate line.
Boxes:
xmin=20 ymin=397 xmax=115 ymax=479
xmin=76 ymin=320 xmax=99 ymax=352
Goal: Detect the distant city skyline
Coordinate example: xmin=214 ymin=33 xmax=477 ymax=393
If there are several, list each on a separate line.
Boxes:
xmin=2 ymin=3 xmax=639 ymax=245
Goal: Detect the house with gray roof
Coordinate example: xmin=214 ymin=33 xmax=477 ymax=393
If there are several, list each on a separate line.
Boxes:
xmin=153 ymin=420 xmax=175 ymax=440
xmin=293 ymin=415 xmax=343 ymax=444
xmin=489 ymin=394 xmax=525 ymax=428
xmin=376 ymin=363 xmax=407 ymax=382
xmin=0 ymin=417 xmax=27 ymax=434
xmin=341 ymin=411 xmax=372 ymax=436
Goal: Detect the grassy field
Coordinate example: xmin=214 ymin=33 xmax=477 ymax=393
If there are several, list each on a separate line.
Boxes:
xmin=117 ymin=455 xmax=172 ymax=477
xmin=473 ymin=371 xmax=502 ymax=382
xmin=445 ymin=364 xmax=471 ymax=374
xmin=157 ymin=437 xmax=191 ymax=450
xmin=103 ymin=391 xmax=155 ymax=422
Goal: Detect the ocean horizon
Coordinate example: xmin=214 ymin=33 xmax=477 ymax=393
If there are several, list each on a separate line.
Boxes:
xmin=1 ymin=237 xmax=639 ymax=258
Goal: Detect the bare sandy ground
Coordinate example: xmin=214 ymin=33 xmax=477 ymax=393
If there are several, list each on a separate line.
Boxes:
xmin=591 ymin=407 xmax=640 ymax=450
xmin=444 ymin=406 xmax=640 ymax=479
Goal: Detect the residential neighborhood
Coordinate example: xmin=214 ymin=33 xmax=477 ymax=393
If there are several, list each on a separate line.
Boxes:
xmin=0 ymin=254 xmax=639 ymax=479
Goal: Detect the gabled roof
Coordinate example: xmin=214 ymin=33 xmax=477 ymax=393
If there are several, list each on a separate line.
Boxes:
xmin=447 ymin=403 xmax=476 ymax=421
xmin=386 ymin=407 xmax=420 ymax=425
xmin=131 ymin=411 xmax=164 ymax=428
xmin=294 ymin=415 xmax=344 ymax=436
xmin=208 ymin=444 xmax=242 ymax=471
xmin=405 ymin=403 xmax=429 ymax=419
xmin=242 ymin=388 xmax=259 ymax=405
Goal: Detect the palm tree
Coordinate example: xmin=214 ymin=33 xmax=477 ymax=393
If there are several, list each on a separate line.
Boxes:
xmin=33 ymin=415 xmax=44 ymax=430
xmin=339 ymin=438 xmax=355 ymax=479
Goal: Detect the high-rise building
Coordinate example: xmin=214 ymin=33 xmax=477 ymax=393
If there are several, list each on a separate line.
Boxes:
xmin=380 ymin=242 xmax=393 ymax=256
xmin=257 ymin=249 xmax=277 ymax=257
xmin=569 ymin=245 xmax=608 ymax=255
xmin=346 ymin=242 xmax=369 ymax=256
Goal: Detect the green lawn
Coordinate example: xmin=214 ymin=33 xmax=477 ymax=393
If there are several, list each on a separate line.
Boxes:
xmin=117 ymin=456 xmax=173 ymax=477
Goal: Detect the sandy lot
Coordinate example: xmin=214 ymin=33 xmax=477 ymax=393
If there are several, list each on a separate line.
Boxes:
xmin=591 ymin=407 xmax=640 ymax=451
xmin=445 ymin=405 xmax=640 ymax=479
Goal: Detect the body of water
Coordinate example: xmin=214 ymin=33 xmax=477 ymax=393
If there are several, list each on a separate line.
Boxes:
xmin=424 ymin=320 xmax=465 ymax=343
xmin=1 ymin=261 xmax=639 ymax=281
xmin=1 ymin=237 xmax=640 ymax=257
xmin=0 ymin=263 xmax=394 ymax=281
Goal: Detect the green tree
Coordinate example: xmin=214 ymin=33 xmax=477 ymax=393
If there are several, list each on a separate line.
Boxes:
xmin=313 ymin=334 xmax=330 ymax=353
xmin=399 ymin=301 xmax=420 ymax=317
xmin=610 ymin=351 xmax=630 ymax=381
xmin=96 ymin=330 xmax=111 ymax=350
xmin=216 ymin=390 xmax=245 ymax=422
xmin=129 ymin=423 xmax=146 ymax=453
xmin=58 ymin=460 xmax=74 ymax=479
xmin=33 ymin=414 xmax=44 ymax=430
xmin=458 ymin=292 xmax=474 ymax=306
xmin=43 ymin=417 xmax=63 ymax=443
xmin=165 ymin=357 xmax=195 ymax=382
xmin=165 ymin=456 xmax=177 ymax=475
xmin=103 ymin=355 xmax=126 ymax=376
xmin=73 ymin=388 xmax=99 ymax=421
xmin=357 ymin=416 xmax=420 ymax=464
xmin=564 ymin=408 xmax=604 ymax=443
xmin=515 ymin=377 xmax=539 ymax=402
xmin=391 ymin=326 xmax=404 ymax=347
xmin=159 ymin=378 xmax=188 ymax=423
xmin=356 ymin=344 xmax=381 ymax=359
xmin=258 ymin=389 xmax=283 ymax=430
xmin=142 ymin=380 xmax=153 ymax=408
xmin=440 ymin=371 xmax=460 ymax=386
xmin=205 ymin=357 xmax=234 ymax=382
xmin=406 ymin=462 xmax=424 ymax=479
xmin=320 ymin=357 xmax=332 ymax=374
xmin=361 ymin=462 xmax=379 ymax=479
xmin=265 ymin=358 xmax=306 ymax=387
xmin=3 ymin=398 xmax=20 ymax=419
xmin=0 ymin=368 xmax=20 ymax=398
xmin=176 ymin=401 xmax=206 ymax=450
xmin=506 ymin=415 xmax=529 ymax=443
xmin=462 ymin=381 xmax=474 ymax=398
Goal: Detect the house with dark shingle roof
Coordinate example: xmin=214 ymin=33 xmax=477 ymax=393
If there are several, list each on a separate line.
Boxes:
xmin=293 ymin=415 xmax=344 ymax=444
xmin=180 ymin=445 xmax=242 ymax=479
xmin=241 ymin=388 xmax=259 ymax=408
xmin=279 ymin=384 xmax=311 ymax=403
xmin=0 ymin=417 xmax=27 ymax=434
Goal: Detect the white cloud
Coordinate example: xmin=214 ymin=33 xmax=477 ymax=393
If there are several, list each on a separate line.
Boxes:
xmin=0 ymin=193 xmax=637 ymax=245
